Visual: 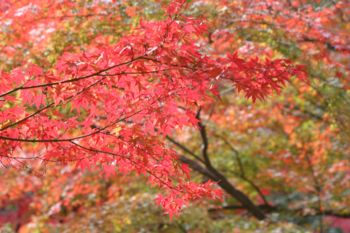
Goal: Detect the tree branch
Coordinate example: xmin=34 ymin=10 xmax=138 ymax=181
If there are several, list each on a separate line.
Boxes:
xmin=213 ymin=133 xmax=271 ymax=207
xmin=166 ymin=136 xmax=205 ymax=163
xmin=179 ymin=154 xmax=266 ymax=220
xmin=0 ymin=57 xmax=146 ymax=98
xmin=196 ymin=108 xmax=212 ymax=168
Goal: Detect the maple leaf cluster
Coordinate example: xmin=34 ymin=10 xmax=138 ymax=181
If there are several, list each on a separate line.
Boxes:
xmin=0 ymin=0 xmax=306 ymax=217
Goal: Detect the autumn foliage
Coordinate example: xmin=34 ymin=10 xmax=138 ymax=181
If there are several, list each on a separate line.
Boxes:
xmin=0 ymin=0 xmax=349 ymax=232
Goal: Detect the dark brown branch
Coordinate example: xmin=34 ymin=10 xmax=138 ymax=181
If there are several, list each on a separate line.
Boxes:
xmin=213 ymin=133 xmax=271 ymax=207
xmin=177 ymin=108 xmax=267 ymax=220
xmin=1 ymin=76 xmax=108 ymax=131
xmin=179 ymin=155 xmax=266 ymax=220
xmin=69 ymin=141 xmax=183 ymax=193
xmin=0 ymin=108 xmax=144 ymax=143
xmin=213 ymin=134 xmax=244 ymax=176
xmin=0 ymin=103 xmax=54 ymax=131
xmin=166 ymin=136 xmax=205 ymax=163
xmin=0 ymin=56 xmax=147 ymax=98
xmin=208 ymin=205 xmax=350 ymax=219
xmin=208 ymin=204 xmax=275 ymax=213
xmin=196 ymin=108 xmax=212 ymax=168
xmin=179 ymin=156 xmax=217 ymax=179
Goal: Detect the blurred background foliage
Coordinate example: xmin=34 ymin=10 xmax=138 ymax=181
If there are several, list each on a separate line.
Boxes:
xmin=0 ymin=0 xmax=349 ymax=232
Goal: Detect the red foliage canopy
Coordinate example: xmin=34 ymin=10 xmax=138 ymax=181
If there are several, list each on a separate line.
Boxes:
xmin=0 ymin=0 xmax=305 ymax=217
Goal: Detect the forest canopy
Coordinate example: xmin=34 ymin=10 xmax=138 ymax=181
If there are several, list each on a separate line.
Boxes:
xmin=0 ymin=0 xmax=349 ymax=232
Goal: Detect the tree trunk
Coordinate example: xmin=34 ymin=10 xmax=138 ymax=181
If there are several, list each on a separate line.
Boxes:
xmin=179 ymin=156 xmax=266 ymax=220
